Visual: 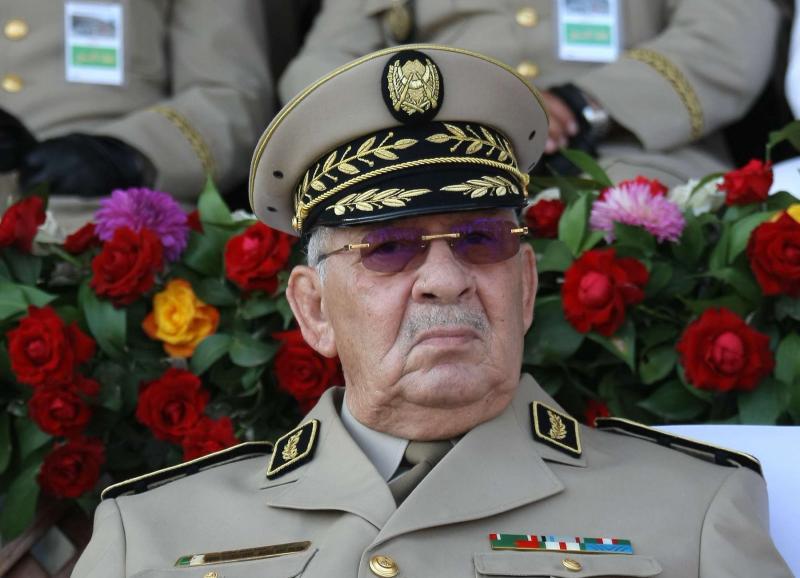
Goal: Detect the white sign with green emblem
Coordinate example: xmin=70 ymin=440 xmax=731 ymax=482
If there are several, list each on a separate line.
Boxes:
xmin=64 ymin=1 xmax=125 ymax=85
xmin=556 ymin=0 xmax=622 ymax=63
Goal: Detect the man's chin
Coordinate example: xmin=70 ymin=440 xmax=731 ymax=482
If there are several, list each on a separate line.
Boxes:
xmin=402 ymin=364 xmax=507 ymax=407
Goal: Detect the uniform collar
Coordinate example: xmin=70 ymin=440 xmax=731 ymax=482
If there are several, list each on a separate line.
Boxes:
xmin=340 ymin=393 xmax=408 ymax=482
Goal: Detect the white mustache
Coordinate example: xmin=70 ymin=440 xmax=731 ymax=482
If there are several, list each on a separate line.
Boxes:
xmin=400 ymin=305 xmax=489 ymax=343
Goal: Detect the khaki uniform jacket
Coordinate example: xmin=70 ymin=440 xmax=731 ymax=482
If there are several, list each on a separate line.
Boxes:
xmin=280 ymin=0 xmax=780 ymax=185
xmin=72 ymin=375 xmax=791 ymax=578
xmin=1 ymin=0 xmax=272 ymax=228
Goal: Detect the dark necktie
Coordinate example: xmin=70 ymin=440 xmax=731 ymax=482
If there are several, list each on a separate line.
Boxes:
xmin=388 ymin=440 xmax=452 ymax=505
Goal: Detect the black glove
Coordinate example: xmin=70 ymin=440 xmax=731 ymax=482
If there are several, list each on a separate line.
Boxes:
xmin=0 ymin=108 xmax=38 ymax=173
xmin=18 ymin=133 xmax=156 ymax=197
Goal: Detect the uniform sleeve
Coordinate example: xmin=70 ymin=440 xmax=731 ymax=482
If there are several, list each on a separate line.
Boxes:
xmin=71 ymin=499 xmax=126 ymax=578
xmin=278 ymin=0 xmax=385 ymax=104
xmin=699 ymin=467 xmax=792 ymax=578
xmin=93 ymin=0 xmax=273 ymax=203
xmin=574 ymin=0 xmax=780 ymax=151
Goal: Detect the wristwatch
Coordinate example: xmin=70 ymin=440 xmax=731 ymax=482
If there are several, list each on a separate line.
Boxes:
xmin=549 ymin=83 xmax=612 ymax=142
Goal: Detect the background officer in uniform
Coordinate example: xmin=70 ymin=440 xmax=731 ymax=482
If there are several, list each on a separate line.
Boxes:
xmin=280 ymin=0 xmax=781 ymax=185
xmin=72 ymin=45 xmax=791 ymax=578
xmin=0 ymin=0 xmax=272 ymax=231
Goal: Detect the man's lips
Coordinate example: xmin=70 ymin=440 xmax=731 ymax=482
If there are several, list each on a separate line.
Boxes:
xmin=412 ymin=327 xmax=481 ymax=348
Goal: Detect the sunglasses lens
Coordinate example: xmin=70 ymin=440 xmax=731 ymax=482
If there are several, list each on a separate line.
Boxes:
xmin=453 ymin=219 xmax=521 ymax=265
xmin=360 ymin=227 xmax=425 ymax=272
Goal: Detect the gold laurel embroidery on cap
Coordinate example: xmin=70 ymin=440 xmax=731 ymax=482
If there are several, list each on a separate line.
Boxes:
xmin=387 ymin=57 xmax=440 ymax=115
xmin=547 ymin=410 xmax=568 ymax=441
xmin=625 ymin=48 xmax=704 ymax=140
xmin=151 ymin=106 xmax=216 ymax=176
xmin=282 ymin=430 xmax=302 ymax=461
xmin=441 ymin=175 xmax=520 ymax=199
xmin=427 ymin=124 xmax=516 ymax=164
xmin=327 ymin=188 xmax=432 ymax=215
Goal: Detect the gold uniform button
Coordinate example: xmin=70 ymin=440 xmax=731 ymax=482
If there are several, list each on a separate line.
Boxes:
xmin=4 ymin=19 xmax=29 ymax=40
xmin=562 ymin=558 xmax=582 ymax=572
xmin=516 ymin=61 xmax=539 ymax=79
xmin=2 ymin=74 xmax=23 ymax=93
xmin=369 ymin=554 xmax=399 ymax=577
xmin=203 ymin=572 xmax=218 ymax=578
xmin=516 ymin=7 xmax=538 ymax=27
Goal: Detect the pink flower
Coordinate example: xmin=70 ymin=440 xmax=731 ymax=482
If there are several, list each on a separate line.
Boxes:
xmin=590 ymin=179 xmax=686 ymax=243
xmin=95 ymin=188 xmax=189 ymax=262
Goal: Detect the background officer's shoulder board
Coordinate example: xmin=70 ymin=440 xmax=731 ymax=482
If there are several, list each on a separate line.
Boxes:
xmin=595 ymin=417 xmax=763 ymax=477
xmin=101 ymin=441 xmax=274 ymax=500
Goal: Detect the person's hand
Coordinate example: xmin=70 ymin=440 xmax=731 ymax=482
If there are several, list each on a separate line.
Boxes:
xmin=18 ymin=134 xmax=156 ymax=197
xmin=0 ymin=108 xmax=37 ymax=173
xmin=541 ymin=91 xmax=578 ymax=155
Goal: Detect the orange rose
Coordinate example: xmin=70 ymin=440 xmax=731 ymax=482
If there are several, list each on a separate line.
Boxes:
xmin=142 ymin=279 xmax=219 ymax=357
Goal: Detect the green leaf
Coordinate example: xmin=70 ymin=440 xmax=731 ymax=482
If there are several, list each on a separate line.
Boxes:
xmin=766 ymin=191 xmax=799 ymax=211
xmin=638 ymin=380 xmax=707 ymax=421
xmin=240 ymin=296 xmax=278 ymax=320
xmin=78 ymin=281 xmax=127 ymax=360
xmin=0 ymin=257 xmax=11 ymax=279
xmin=728 ymin=211 xmax=775 ymax=263
xmin=579 ymin=230 xmax=605 ymax=253
xmin=641 ymin=324 xmax=679 ymax=348
xmin=0 ymin=280 xmax=28 ymax=320
xmin=775 ymin=333 xmax=800 ymax=387
xmin=276 ymin=296 xmax=295 ymax=329
xmin=710 ymin=267 xmax=761 ymax=304
xmin=190 ymin=334 xmax=232 ymax=375
xmin=558 ymin=194 xmax=591 ymax=257
xmin=18 ymin=285 xmax=57 ymax=307
xmin=0 ymin=413 xmax=11 ymax=475
xmin=645 ymin=263 xmax=673 ymax=298
xmin=183 ymin=228 xmax=229 ymax=277
xmin=229 ymin=334 xmax=278 ymax=368
xmin=3 ymin=248 xmax=42 ymax=286
xmin=0 ymin=455 xmax=42 ymax=541
xmin=15 ymin=418 xmax=51 ymax=461
xmin=671 ymin=214 xmax=705 ymax=267
xmin=767 ymin=120 xmax=800 ymax=154
xmin=560 ymin=149 xmax=613 ymax=187
xmin=524 ymin=297 xmax=584 ymax=364
xmin=775 ymin=296 xmax=800 ymax=322
xmin=195 ymin=278 xmax=238 ymax=307
xmin=690 ymin=172 xmax=724 ymax=194
xmin=708 ymin=224 xmax=730 ymax=271
xmin=536 ymin=240 xmax=574 ymax=273
xmin=613 ymin=223 xmax=656 ymax=257
xmin=639 ymin=345 xmax=678 ymax=385
xmin=738 ymin=379 xmax=789 ymax=424
xmin=682 ymin=294 xmax=751 ymax=317
xmin=587 ymin=320 xmax=636 ymax=370
xmin=197 ymin=177 xmax=233 ymax=226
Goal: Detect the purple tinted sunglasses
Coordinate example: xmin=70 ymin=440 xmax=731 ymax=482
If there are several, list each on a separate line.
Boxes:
xmin=317 ymin=218 xmax=528 ymax=273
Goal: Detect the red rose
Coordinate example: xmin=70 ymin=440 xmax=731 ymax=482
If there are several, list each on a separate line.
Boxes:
xmin=273 ymin=329 xmax=342 ymax=412
xmin=136 ymin=368 xmax=209 ymax=443
xmin=524 ymin=199 xmax=565 ymax=238
xmin=719 ymin=159 xmax=773 ymax=206
xmin=584 ymin=399 xmax=611 ymax=427
xmin=677 ymin=308 xmax=774 ymax=392
xmin=28 ymin=386 xmax=93 ymax=437
xmin=64 ymin=223 xmax=100 ymax=254
xmin=225 ymin=222 xmax=294 ymax=293
xmin=599 ymin=176 xmax=667 ymax=201
xmin=181 ymin=416 xmax=238 ymax=461
xmin=747 ymin=213 xmax=800 ymax=297
xmin=186 ymin=210 xmax=203 ymax=233
xmin=0 ymin=196 xmax=46 ymax=253
xmin=90 ymin=226 xmax=163 ymax=306
xmin=561 ymin=249 xmax=649 ymax=336
xmin=38 ymin=437 xmax=105 ymax=498
xmin=7 ymin=306 xmax=95 ymax=387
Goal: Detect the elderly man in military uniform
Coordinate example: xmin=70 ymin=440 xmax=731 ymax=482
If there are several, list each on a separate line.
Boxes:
xmin=0 ymin=1 xmax=272 ymax=231
xmin=72 ymin=46 xmax=791 ymax=578
xmin=279 ymin=0 xmax=781 ymax=185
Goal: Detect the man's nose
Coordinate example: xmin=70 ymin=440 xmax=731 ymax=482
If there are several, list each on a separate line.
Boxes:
xmin=410 ymin=238 xmax=475 ymax=303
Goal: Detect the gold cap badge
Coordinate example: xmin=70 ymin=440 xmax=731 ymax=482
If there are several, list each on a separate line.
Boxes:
xmin=382 ymin=49 xmax=442 ymax=125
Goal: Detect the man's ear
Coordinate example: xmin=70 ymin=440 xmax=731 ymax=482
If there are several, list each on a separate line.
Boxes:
xmin=520 ymin=243 xmax=538 ymax=332
xmin=285 ymin=266 xmax=338 ymax=358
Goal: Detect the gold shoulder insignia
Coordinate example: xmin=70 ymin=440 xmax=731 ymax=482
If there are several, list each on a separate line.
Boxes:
xmin=531 ymin=401 xmax=581 ymax=457
xmin=595 ymin=417 xmax=762 ymax=477
xmin=266 ymin=420 xmax=320 ymax=480
xmin=101 ymin=441 xmax=274 ymax=500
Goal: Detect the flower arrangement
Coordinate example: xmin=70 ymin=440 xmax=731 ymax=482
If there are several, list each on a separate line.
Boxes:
xmin=522 ymin=121 xmax=800 ymax=429
xmin=0 ymin=121 xmax=798 ymax=543
xmin=0 ymin=181 xmax=341 ymax=540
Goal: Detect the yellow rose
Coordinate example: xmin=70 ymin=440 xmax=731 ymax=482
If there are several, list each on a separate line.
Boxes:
xmin=142 ymin=279 xmax=219 ymax=358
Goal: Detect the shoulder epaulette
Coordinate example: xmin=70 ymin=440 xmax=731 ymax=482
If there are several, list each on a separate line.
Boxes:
xmin=101 ymin=441 xmax=273 ymax=500
xmin=595 ymin=417 xmax=762 ymax=477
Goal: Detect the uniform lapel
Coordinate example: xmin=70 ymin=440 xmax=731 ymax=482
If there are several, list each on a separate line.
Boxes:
xmin=372 ymin=375 xmax=582 ymax=546
xmin=259 ymin=388 xmax=396 ymax=530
